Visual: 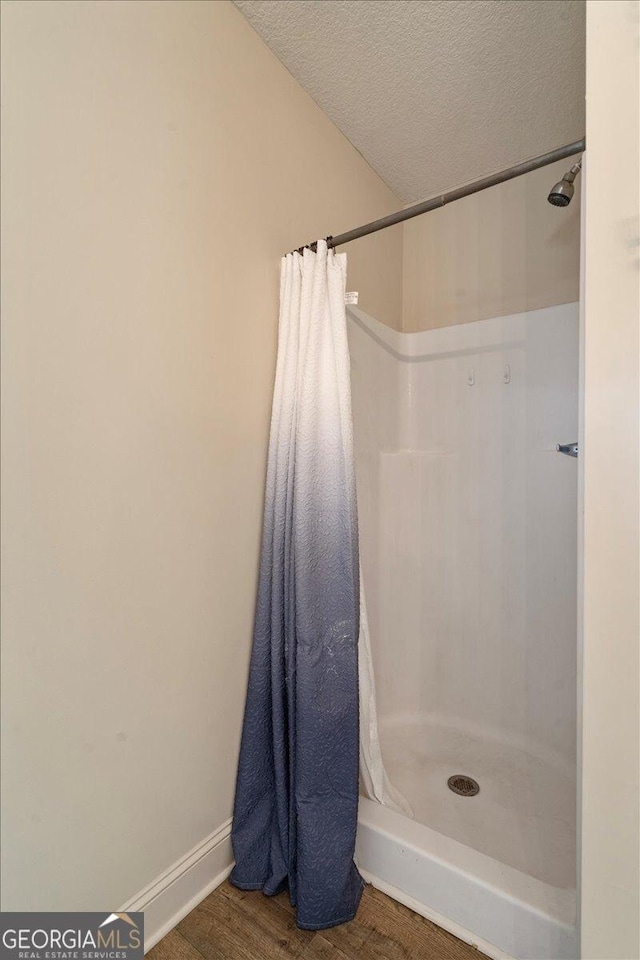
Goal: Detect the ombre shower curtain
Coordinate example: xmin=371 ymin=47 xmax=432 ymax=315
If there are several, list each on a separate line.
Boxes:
xmin=230 ymin=240 xmax=404 ymax=930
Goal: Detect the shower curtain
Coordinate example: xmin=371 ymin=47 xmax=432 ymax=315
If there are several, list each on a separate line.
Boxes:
xmin=230 ymin=240 xmax=402 ymax=930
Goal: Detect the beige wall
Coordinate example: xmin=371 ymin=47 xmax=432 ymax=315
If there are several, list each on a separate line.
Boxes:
xmin=402 ymin=158 xmax=581 ymax=331
xmin=580 ymin=2 xmax=639 ymax=957
xmin=0 ymin=0 xmax=402 ymax=911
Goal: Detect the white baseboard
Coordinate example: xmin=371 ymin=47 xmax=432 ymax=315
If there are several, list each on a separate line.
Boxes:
xmin=120 ymin=818 xmax=234 ymax=953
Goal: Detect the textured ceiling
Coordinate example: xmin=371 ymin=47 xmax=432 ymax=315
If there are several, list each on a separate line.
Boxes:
xmin=233 ymin=0 xmax=586 ymax=202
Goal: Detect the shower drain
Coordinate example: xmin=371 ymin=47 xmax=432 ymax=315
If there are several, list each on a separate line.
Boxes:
xmin=447 ymin=774 xmax=480 ymax=797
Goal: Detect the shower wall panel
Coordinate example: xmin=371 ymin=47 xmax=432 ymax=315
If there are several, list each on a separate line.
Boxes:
xmin=349 ymin=304 xmax=579 ymax=770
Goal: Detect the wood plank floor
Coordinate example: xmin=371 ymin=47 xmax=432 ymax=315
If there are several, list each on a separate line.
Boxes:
xmin=147 ymin=879 xmax=488 ymax=959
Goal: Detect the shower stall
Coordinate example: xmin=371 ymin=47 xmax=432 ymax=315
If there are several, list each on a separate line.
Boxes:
xmin=349 ymin=301 xmax=579 ymax=960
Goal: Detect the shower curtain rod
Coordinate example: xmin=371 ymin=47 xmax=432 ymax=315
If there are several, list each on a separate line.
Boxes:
xmin=293 ymin=137 xmax=585 ymax=255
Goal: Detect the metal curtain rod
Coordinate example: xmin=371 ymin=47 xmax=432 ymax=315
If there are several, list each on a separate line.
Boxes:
xmin=294 ymin=137 xmax=585 ymax=255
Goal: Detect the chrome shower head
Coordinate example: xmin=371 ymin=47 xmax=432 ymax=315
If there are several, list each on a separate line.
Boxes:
xmin=548 ymin=159 xmax=582 ymax=207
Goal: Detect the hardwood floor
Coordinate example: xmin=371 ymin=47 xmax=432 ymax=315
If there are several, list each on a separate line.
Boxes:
xmin=147 ymin=880 xmax=488 ymax=959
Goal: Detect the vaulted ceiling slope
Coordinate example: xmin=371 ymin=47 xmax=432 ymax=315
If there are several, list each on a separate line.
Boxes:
xmin=233 ymin=0 xmax=586 ymax=202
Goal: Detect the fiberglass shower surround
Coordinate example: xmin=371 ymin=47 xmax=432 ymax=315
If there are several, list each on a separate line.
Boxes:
xmin=349 ymin=302 xmax=579 ymax=960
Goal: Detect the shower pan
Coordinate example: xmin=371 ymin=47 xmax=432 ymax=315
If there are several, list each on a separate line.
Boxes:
xmin=348 ymin=302 xmax=579 ymax=960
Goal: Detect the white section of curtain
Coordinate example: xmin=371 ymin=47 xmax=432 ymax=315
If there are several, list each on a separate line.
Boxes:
xmin=358 ymin=569 xmax=413 ymax=817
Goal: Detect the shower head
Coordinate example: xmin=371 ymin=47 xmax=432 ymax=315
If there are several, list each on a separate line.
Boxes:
xmin=548 ymin=159 xmax=582 ymax=207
